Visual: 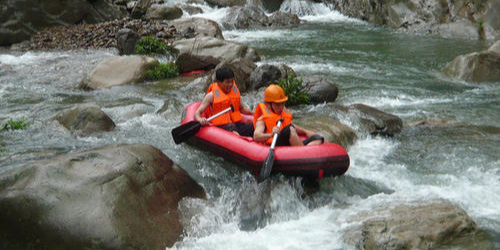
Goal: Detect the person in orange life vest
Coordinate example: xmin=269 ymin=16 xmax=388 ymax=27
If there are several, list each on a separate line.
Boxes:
xmin=194 ymin=67 xmax=254 ymax=136
xmin=253 ymin=84 xmax=324 ymax=146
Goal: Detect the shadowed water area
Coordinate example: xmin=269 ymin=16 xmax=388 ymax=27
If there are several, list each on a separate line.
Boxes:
xmin=1 ymin=3 xmax=499 ymax=250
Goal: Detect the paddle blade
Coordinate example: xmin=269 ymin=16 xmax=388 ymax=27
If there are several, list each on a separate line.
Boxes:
xmin=171 ymin=121 xmax=202 ymax=144
xmin=259 ymin=148 xmax=275 ymax=182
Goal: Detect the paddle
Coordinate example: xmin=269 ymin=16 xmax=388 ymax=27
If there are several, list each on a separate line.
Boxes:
xmin=258 ymin=119 xmax=283 ymax=182
xmin=171 ymin=105 xmax=234 ymax=144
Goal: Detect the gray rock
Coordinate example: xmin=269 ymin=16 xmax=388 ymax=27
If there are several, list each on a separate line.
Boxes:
xmin=55 ymin=104 xmax=115 ymax=136
xmin=431 ymin=20 xmax=480 ymax=40
xmin=175 ymin=52 xmax=220 ymax=73
xmin=268 ymin=11 xmax=301 ymax=28
xmin=294 ymin=116 xmax=357 ymax=149
xmin=477 ymin=0 xmax=500 ymax=39
xmin=301 ymin=75 xmax=339 ymax=104
xmin=205 ymin=0 xmax=246 ymax=8
xmin=179 ymin=4 xmax=204 ymax=15
xmin=0 ymin=144 xmax=205 ymax=250
xmin=260 ymin=0 xmax=285 ymax=12
xmin=131 ymin=0 xmax=152 ymax=19
xmin=276 ymin=63 xmax=296 ymax=80
xmin=213 ymin=59 xmax=257 ymax=93
xmin=330 ymin=0 xmax=499 ymax=40
xmin=116 ymin=28 xmax=140 ymax=55
xmin=249 ymin=64 xmax=282 ymax=90
xmin=442 ymin=40 xmax=500 ymax=83
xmin=348 ymin=104 xmax=403 ymax=136
xmin=170 ymin=17 xmax=224 ymax=39
xmin=172 ymin=37 xmax=259 ymax=64
xmin=223 ymin=6 xmax=269 ymax=30
xmin=0 ymin=0 xmax=127 ymax=46
xmin=144 ymin=5 xmax=183 ymax=20
xmin=487 ymin=39 xmax=500 ymax=54
xmin=79 ymin=56 xmax=159 ymax=90
xmin=344 ymin=199 xmax=494 ymax=250
xmin=223 ymin=6 xmax=300 ymax=30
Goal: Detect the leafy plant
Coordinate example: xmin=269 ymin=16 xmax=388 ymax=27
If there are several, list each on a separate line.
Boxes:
xmin=278 ymin=76 xmax=310 ymax=106
xmin=135 ymin=36 xmax=172 ymax=55
xmin=0 ymin=138 xmax=6 ymax=153
xmin=146 ymin=62 xmax=179 ymax=80
xmin=1 ymin=118 xmax=32 ymax=131
xmin=0 ymin=118 xmax=32 ymax=153
xmin=477 ymin=18 xmax=485 ymax=39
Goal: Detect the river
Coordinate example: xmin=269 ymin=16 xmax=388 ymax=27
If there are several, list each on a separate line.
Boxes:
xmin=0 ymin=1 xmax=499 ymax=249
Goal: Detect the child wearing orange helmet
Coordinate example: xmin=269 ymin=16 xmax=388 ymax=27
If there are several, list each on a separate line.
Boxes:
xmin=253 ymin=84 xmax=324 ymax=146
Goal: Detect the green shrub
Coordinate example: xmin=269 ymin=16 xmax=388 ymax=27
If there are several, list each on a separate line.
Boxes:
xmin=1 ymin=118 xmax=32 ymax=131
xmin=278 ymin=76 xmax=310 ymax=106
xmin=135 ymin=36 xmax=171 ymax=55
xmin=146 ymin=62 xmax=179 ymax=80
xmin=0 ymin=139 xmax=5 ymax=152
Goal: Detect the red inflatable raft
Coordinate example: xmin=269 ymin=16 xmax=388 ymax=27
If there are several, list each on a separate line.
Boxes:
xmin=179 ymin=102 xmax=350 ymax=179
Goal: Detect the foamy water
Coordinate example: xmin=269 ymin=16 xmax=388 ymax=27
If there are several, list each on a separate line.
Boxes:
xmin=1 ymin=1 xmax=499 ymax=249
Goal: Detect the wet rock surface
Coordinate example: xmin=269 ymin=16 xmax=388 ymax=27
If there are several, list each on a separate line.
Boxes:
xmin=16 ymin=18 xmax=179 ymax=51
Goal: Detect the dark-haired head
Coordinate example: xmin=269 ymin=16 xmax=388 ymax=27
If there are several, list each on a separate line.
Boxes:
xmin=215 ymin=67 xmax=234 ymax=82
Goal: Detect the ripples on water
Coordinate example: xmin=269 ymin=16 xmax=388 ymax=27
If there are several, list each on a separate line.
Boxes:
xmin=1 ymin=1 xmax=499 ymax=249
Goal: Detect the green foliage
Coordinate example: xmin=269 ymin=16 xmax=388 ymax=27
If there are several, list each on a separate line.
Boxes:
xmin=135 ymin=36 xmax=171 ymax=55
xmin=1 ymin=118 xmax=32 ymax=131
xmin=146 ymin=62 xmax=179 ymax=80
xmin=278 ymin=76 xmax=310 ymax=107
xmin=0 ymin=138 xmax=6 ymax=153
xmin=0 ymin=118 xmax=32 ymax=153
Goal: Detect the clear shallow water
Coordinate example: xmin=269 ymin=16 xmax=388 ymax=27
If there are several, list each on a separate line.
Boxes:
xmin=1 ymin=1 xmax=500 ymax=249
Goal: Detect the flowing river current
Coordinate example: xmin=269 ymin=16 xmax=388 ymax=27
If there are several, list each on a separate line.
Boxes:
xmin=0 ymin=1 xmax=499 ymax=249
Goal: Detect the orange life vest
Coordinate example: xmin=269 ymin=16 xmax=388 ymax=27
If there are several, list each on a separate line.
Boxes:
xmin=204 ymin=82 xmax=242 ymax=126
xmin=253 ymin=102 xmax=293 ymax=144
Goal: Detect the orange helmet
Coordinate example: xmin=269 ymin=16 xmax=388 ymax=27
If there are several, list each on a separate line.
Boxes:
xmin=264 ymin=84 xmax=288 ymax=103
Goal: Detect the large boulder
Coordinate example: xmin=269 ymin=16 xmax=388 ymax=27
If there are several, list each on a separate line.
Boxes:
xmin=248 ymin=64 xmax=282 ymax=90
xmin=430 ymin=20 xmax=480 ymax=40
xmin=260 ymin=0 xmax=285 ymax=12
xmin=0 ymin=144 xmax=206 ymax=250
xmin=213 ymin=59 xmax=257 ymax=93
xmin=144 ymin=5 xmax=183 ymax=21
xmin=55 ymin=104 xmax=116 ymax=136
xmin=301 ymin=75 xmax=339 ymax=104
xmin=226 ymin=58 xmax=258 ymax=93
xmin=205 ymin=0 xmax=246 ymax=8
xmin=223 ymin=6 xmax=270 ymax=29
xmin=441 ymin=40 xmax=500 ymax=83
xmin=172 ymin=37 xmax=260 ymax=64
xmin=175 ymin=52 xmax=220 ymax=73
xmin=348 ymin=104 xmax=403 ymax=136
xmin=331 ymin=0 xmax=500 ymax=40
xmin=222 ymin=6 xmax=300 ymax=30
xmin=0 ymin=0 xmax=127 ymax=46
xmin=79 ymin=56 xmax=159 ymax=90
xmin=131 ymin=0 xmax=152 ymax=19
xmin=476 ymin=0 xmax=500 ymax=40
xmin=116 ymin=28 xmax=140 ymax=55
xmin=344 ymin=199 xmax=494 ymax=250
xmin=170 ymin=17 xmax=224 ymax=39
xmin=268 ymin=11 xmax=301 ymax=28
xmin=294 ymin=116 xmax=357 ymax=149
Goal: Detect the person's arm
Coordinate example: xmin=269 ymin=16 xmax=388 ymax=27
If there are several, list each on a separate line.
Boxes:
xmin=239 ymin=102 xmax=253 ymax=115
xmin=253 ymin=117 xmax=279 ymax=142
xmin=293 ymin=123 xmax=317 ymax=138
xmin=194 ymin=92 xmax=213 ymax=126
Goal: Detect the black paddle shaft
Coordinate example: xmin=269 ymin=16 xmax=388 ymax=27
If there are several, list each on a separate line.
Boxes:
xmin=171 ymin=105 xmax=234 ymax=144
xmin=258 ymin=119 xmax=283 ymax=182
